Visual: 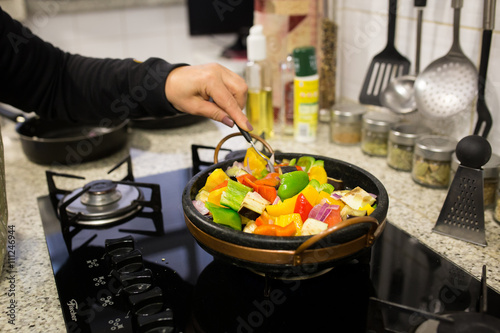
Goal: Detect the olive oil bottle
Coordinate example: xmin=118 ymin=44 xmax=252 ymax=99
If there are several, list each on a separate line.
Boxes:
xmin=245 ymin=25 xmax=273 ymax=138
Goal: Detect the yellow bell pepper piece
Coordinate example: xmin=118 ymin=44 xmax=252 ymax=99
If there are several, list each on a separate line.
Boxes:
xmin=266 ymin=196 xmax=297 ymax=216
xmin=359 ymin=203 xmax=375 ymax=216
xmin=244 ymin=148 xmax=268 ymax=179
xmin=300 ymin=185 xmax=319 ymax=206
xmin=308 ymin=166 xmax=328 ymax=184
xmin=201 ymin=168 xmax=229 ymax=192
xmin=207 ymin=186 xmax=227 ymax=207
xmin=275 ymin=213 xmax=303 ymax=236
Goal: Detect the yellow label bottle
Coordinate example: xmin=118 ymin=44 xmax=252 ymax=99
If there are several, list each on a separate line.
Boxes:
xmin=293 ymin=46 xmax=319 ymax=143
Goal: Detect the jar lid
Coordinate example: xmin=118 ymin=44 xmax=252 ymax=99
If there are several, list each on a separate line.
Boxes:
xmin=292 ymin=46 xmax=317 ymax=77
xmin=415 ymin=135 xmax=458 ymax=162
xmin=362 ymin=111 xmax=399 ymax=132
xmin=331 ymin=104 xmax=367 ymax=123
xmin=389 ymin=123 xmax=432 ymax=146
xmin=452 ymin=152 xmax=500 ymax=178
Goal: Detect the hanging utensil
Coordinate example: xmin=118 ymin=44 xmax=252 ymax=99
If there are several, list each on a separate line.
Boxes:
xmin=380 ymin=0 xmax=426 ymax=114
xmin=414 ymin=0 xmax=478 ymax=118
xmin=433 ymin=135 xmax=491 ymax=246
xmin=473 ymin=0 xmax=496 ymax=138
xmin=359 ymin=0 xmax=410 ymax=106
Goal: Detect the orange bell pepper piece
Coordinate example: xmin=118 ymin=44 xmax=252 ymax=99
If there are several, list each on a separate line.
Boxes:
xmin=257 ymin=185 xmax=277 ymax=203
xmin=210 ymin=180 xmax=228 ymax=192
xmin=207 ymin=186 xmax=227 ymax=207
xmin=236 ymin=174 xmax=259 ymax=191
xmin=254 ymin=172 xmax=280 ymax=187
xmin=254 ymin=222 xmax=297 ymax=237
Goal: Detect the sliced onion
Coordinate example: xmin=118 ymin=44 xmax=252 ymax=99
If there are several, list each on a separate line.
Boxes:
xmin=369 ymin=193 xmax=377 ymax=199
xmin=192 ymin=200 xmax=209 ymax=215
xmin=272 ymin=196 xmax=281 ymax=205
xmin=309 ymin=203 xmax=340 ymax=222
xmin=331 ymin=193 xmax=342 ymax=200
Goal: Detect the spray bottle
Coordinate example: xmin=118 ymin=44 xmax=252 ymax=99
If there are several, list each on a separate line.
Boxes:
xmin=245 ymin=25 xmax=273 ymax=138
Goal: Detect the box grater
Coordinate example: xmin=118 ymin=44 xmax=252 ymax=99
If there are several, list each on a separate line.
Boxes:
xmin=433 ymin=135 xmax=492 ymax=246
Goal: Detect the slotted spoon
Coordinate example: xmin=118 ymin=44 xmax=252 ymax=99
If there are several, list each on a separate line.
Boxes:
xmin=414 ymin=0 xmax=477 ymax=118
xmin=359 ymin=0 xmax=410 ymax=106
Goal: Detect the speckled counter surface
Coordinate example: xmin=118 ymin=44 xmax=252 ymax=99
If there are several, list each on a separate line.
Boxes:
xmin=0 ymin=118 xmax=499 ymax=332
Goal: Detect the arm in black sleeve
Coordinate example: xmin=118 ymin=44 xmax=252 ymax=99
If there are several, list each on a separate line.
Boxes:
xmin=0 ymin=7 xmax=186 ymax=123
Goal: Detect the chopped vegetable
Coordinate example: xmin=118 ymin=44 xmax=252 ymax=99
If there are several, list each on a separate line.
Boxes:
xmin=207 ymin=186 xmax=227 ymax=206
xmin=256 ymin=185 xmax=277 ymax=203
xmin=294 ymin=193 xmax=313 ymax=222
xmin=308 ymin=165 xmax=328 ymax=184
xmin=238 ymin=191 xmax=270 ymax=220
xmin=301 ymin=218 xmax=328 ymax=236
xmin=205 ymin=202 xmax=242 ymax=230
xmin=340 ymin=186 xmax=376 ymax=210
xmin=244 ymin=147 xmax=269 ymax=178
xmin=202 ymin=168 xmax=230 ymax=192
xmin=297 ymin=156 xmax=315 ymax=172
xmin=220 ymin=179 xmax=252 ymax=211
xmin=277 ymin=171 xmax=309 ymax=200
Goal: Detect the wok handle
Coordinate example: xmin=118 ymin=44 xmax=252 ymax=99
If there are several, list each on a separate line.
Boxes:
xmin=293 ymin=216 xmax=380 ymax=266
xmin=213 ymin=132 xmax=274 ymax=164
xmin=0 ymin=105 xmax=27 ymax=124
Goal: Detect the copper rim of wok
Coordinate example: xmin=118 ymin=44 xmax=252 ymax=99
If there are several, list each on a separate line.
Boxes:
xmin=182 ymin=134 xmax=389 ymax=276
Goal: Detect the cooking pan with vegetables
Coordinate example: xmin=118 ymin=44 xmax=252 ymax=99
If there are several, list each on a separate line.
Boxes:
xmin=0 ymin=106 xmax=129 ymax=165
xmin=182 ymin=134 xmax=389 ymax=278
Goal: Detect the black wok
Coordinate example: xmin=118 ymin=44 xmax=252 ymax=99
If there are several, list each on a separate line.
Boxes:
xmin=183 ymin=135 xmax=389 ymax=278
xmin=0 ymin=106 xmax=129 ymax=165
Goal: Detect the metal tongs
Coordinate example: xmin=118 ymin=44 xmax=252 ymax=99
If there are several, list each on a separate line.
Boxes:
xmin=236 ymin=125 xmax=275 ymax=173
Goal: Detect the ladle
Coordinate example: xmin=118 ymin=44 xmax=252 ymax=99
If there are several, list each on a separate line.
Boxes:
xmin=380 ymin=0 xmax=426 ymax=114
xmin=414 ymin=0 xmax=478 ymax=118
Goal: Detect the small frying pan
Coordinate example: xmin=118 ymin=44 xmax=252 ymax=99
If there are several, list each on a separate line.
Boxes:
xmin=0 ymin=106 xmax=129 ymax=165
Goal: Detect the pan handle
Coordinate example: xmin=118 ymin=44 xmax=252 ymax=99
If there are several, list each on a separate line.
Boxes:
xmin=213 ymin=132 xmax=274 ymax=164
xmin=293 ymin=216 xmax=380 ymax=266
xmin=0 ymin=105 xmax=27 ymax=124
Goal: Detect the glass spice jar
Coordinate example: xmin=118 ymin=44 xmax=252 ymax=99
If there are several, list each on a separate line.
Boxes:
xmin=411 ymin=135 xmax=457 ymax=188
xmin=495 ymin=182 xmax=500 ymax=223
xmin=330 ymin=104 xmax=366 ymax=145
xmin=361 ymin=111 xmax=399 ymax=156
xmin=451 ymin=152 xmax=500 ymax=208
xmin=387 ymin=123 xmax=432 ymax=171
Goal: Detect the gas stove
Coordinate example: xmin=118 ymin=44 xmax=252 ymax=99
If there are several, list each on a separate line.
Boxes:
xmin=38 ymin=147 xmax=500 ymax=333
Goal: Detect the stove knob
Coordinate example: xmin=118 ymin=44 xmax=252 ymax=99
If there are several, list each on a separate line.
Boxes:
xmin=129 ymin=286 xmax=164 ymax=316
xmin=110 ymin=249 xmax=143 ymax=273
xmin=105 ymin=235 xmax=135 ymax=256
xmin=111 ymin=268 xmax=153 ymax=295
xmin=136 ymin=309 xmax=174 ymax=333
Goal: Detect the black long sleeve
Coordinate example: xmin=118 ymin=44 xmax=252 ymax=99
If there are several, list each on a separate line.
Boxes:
xmin=0 ymin=6 xmax=185 ymax=123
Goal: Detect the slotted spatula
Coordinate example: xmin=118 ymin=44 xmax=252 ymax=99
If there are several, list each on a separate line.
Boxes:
xmin=359 ymin=0 xmax=410 ymax=106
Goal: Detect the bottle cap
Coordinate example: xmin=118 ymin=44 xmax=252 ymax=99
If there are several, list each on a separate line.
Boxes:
xmin=292 ymin=46 xmax=317 ymax=77
xmin=247 ymin=25 xmax=266 ymax=61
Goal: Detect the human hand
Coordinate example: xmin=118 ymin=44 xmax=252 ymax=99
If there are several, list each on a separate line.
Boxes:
xmin=165 ymin=63 xmax=252 ymax=131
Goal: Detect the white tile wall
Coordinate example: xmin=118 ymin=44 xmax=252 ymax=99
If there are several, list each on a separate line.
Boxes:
xmin=337 ymin=0 xmax=500 ymax=155
xmin=19 ymin=1 xmax=500 ymax=155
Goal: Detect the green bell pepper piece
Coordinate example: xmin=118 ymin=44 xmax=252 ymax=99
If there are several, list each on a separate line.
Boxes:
xmin=297 ymin=156 xmax=315 ymax=172
xmin=277 ymin=171 xmax=309 ymax=200
xmin=219 ymin=179 xmax=252 ymax=211
xmin=205 ymin=202 xmax=242 ymax=230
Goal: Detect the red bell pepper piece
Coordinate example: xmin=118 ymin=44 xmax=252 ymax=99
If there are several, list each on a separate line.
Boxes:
xmin=236 ymin=174 xmax=259 ymax=191
xmin=257 ymin=185 xmax=277 ymax=203
xmin=254 ymin=222 xmax=296 ymax=236
xmin=294 ymin=193 xmax=313 ymax=222
xmin=324 ymin=208 xmax=342 ymax=228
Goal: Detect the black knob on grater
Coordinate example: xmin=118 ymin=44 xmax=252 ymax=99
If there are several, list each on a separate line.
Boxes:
xmin=456 ymin=135 xmax=491 ymax=169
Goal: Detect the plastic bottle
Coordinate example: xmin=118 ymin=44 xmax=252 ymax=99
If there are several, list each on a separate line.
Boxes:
xmin=280 ymin=54 xmax=295 ymax=136
xmin=292 ymin=46 xmax=319 ymax=143
xmin=245 ymin=25 xmax=273 ymax=139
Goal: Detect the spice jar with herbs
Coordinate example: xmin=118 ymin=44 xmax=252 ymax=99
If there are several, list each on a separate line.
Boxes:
xmin=412 ymin=135 xmax=457 ymax=188
xmin=330 ymin=104 xmax=366 ymax=145
xmin=387 ymin=123 xmax=432 ymax=171
xmin=451 ymin=152 xmax=500 ymax=208
xmin=361 ymin=111 xmax=399 ymax=156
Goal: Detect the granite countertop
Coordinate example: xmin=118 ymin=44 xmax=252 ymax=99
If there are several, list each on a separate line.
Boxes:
xmin=0 ymin=117 xmax=499 ymax=332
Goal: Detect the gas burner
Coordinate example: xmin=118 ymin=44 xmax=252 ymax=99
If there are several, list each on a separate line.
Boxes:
xmin=60 ymin=180 xmax=144 ymax=226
